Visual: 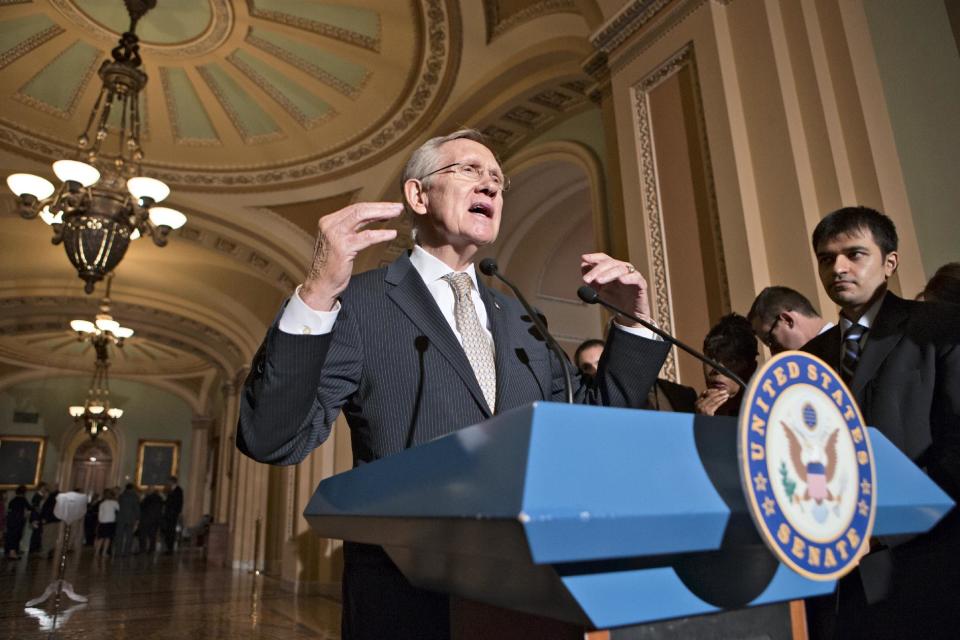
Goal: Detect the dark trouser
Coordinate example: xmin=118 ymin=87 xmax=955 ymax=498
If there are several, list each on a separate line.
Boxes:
xmin=161 ymin=517 xmax=178 ymax=552
xmin=341 ymin=542 xmax=449 ymax=640
xmin=114 ymin=522 xmax=135 ymax=556
xmin=4 ymin=519 xmax=25 ymax=554
xmin=138 ymin=525 xmax=158 ymax=553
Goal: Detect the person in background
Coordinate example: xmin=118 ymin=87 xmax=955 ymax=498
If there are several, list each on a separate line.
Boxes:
xmin=162 ymin=476 xmax=183 ymax=554
xmin=747 ymin=286 xmax=834 ymax=354
xmin=918 ymin=261 xmax=960 ymax=304
xmin=4 ymin=486 xmax=31 ymax=560
xmin=574 ymin=339 xmax=605 ymax=380
xmin=694 ymin=314 xmax=759 ymax=417
xmin=38 ymin=484 xmax=60 ymax=559
xmin=94 ymin=488 xmax=119 ymax=558
xmin=114 ymin=483 xmax=140 ymax=557
xmin=28 ymin=482 xmax=47 ymax=555
xmin=84 ymin=492 xmax=100 ymax=546
xmin=138 ymin=486 xmax=164 ymax=555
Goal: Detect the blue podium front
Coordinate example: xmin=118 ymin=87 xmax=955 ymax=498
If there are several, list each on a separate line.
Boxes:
xmin=304 ymin=403 xmax=952 ymax=629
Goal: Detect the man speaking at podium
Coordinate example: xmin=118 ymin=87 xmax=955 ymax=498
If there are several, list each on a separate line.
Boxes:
xmin=237 ymin=130 xmax=670 ymax=640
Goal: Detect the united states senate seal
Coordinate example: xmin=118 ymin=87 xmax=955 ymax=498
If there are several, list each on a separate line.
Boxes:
xmin=738 ymin=351 xmax=877 ymax=581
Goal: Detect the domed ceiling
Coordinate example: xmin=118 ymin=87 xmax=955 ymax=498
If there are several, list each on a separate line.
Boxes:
xmin=0 ymin=0 xmax=460 ymax=189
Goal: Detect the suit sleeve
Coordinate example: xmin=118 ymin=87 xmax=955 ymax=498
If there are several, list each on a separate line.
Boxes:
xmin=237 ymin=302 xmax=363 ymax=465
xmin=546 ymin=324 xmax=670 ymax=407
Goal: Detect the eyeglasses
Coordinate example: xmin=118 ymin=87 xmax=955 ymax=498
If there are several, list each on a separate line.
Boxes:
xmin=759 ymin=315 xmax=783 ymax=350
xmin=419 ymin=162 xmax=510 ymax=192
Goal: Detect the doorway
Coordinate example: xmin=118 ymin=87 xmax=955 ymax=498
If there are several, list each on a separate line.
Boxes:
xmin=70 ymin=439 xmax=114 ymax=496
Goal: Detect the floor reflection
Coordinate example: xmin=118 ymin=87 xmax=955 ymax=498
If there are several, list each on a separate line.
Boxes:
xmin=0 ymin=550 xmax=341 ymax=639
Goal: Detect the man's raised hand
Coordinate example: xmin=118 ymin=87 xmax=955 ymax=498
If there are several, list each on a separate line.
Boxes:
xmin=581 ymin=253 xmax=652 ymax=328
xmin=300 ymin=203 xmax=402 ymax=311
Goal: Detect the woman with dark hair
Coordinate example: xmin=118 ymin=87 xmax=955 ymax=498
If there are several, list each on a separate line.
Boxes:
xmin=919 ymin=261 xmax=960 ymax=304
xmin=695 ymin=313 xmax=759 ymax=417
xmin=4 ymin=485 xmax=31 ymax=560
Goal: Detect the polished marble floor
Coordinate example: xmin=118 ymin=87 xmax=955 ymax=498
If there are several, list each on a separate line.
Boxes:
xmin=0 ymin=550 xmax=341 ymax=639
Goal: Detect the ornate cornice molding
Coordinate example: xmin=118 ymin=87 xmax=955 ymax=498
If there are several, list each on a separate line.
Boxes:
xmin=245 ymin=0 xmax=381 ymax=52
xmin=484 ymin=0 xmax=578 ymax=43
xmin=583 ymin=0 xmax=715 ymax=90
xmin=631 ymin=42 xmax=729 ymax=382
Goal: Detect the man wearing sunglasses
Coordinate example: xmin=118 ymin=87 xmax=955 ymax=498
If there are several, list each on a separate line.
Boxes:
xmin=237 ymin=130 xmax=669 ymax=640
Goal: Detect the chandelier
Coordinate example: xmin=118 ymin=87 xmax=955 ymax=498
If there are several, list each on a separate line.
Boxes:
xmin=68 ymin=275 xmax=130 ymax=439
xmin=5 ymin=0 xmax=185 ymax=294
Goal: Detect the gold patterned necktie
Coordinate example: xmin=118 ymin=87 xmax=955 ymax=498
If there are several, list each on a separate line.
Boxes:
xmin=442 ymin=272 xmax=496 ymax=412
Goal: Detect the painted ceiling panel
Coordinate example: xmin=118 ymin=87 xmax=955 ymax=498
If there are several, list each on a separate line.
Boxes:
xmin=0 ymin=14 xmax=64 ymax=70
xmin=72 ymin=0 xmax=212 ymax=44
xmin=228 ymin=49 xmax=334 ymax=129
xmin=196 ymin=62 xmax=282 ymax=143
xmin=159 ymin=67 xmax=220 ymax=144
xmin=247 ymin=27 xmax=369 ymax=97
xmin=247 ymin=0 xmax=380 ymax=50
xmin=16 ymin=40 xmax=100 ymax=117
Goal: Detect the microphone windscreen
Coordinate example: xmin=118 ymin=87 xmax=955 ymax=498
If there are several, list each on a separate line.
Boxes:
xmin=577 ymin=286 xmax=600 ymax=304
xmin=478 ymin=258 xmax=498 ymax=276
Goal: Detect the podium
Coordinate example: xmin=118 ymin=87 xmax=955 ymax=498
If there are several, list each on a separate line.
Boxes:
xmin=304 ymin=403 xmax=953 ymax=636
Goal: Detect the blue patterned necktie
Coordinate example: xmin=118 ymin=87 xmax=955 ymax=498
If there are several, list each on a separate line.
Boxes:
xmin=442 ymin=272 xmax=497 ymax=412
xmin=841 ymin=323 xmax=867 ymax=384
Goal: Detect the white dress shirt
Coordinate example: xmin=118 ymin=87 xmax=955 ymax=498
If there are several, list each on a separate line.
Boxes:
xmin=279 ymin=245 xmax=658 ymax=342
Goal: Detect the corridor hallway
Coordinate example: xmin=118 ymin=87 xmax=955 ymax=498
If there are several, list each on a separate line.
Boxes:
xmin=0 ymin=550 xmax=341 ymax=639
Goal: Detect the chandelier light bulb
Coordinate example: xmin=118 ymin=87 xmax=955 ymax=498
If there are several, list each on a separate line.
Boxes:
xmin=52 ymin=160 xmax=100 ymax=187
xmin=107 ymin=408 xmax=123 ymax=419
xmin=127 ymin=177 xmax=170 ymax=203
xmin=88 ymin=404 xmax=105 ymax=414
xmin=95 ymin=316 xmax=120 ymax=333
xmin=70 ymin=319 xmax=97 ymax=334
xmin=39 ymin=206 xmax=64 ymax=225
xmin=68 ymin=405 xmax=86 ymax=417
xmin=148 ymin=206 xmax=187 ymax=229
xmin=130 ymin=228 xmax=141 ymax=240
xmin=6 ymin=173 xmax=55 ymax=199
xmin=113 ymin=326 xmax=134 ymax=339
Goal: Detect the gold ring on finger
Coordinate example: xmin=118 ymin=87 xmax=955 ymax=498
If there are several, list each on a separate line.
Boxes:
xmin=625 ymin=264 xmax=636 ymax=274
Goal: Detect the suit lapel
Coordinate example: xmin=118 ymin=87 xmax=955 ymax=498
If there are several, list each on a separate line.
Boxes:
xmin=850 ymin=293 xmax=909 ymax=396
xmin=385 ymin=253 xmax=491 ymax=417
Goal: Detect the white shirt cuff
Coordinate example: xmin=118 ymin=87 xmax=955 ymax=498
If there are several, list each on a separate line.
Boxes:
xmin=612 ymin=318 xmax=661 ymax=341
xmin=277 ymin=285 xmax=341 ymax=335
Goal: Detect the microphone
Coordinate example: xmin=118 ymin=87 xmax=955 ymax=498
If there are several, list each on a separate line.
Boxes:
xmin=577 ymin=285 xmax=747 ymax=389
xmin=479 ymin=258 xmax=574 ymax=403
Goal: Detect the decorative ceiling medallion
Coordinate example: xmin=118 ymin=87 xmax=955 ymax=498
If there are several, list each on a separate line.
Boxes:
xmin=141 ymin=0 xmax=461 ymax=190
xmin=50 ymin=0 xmax=234 ymax=58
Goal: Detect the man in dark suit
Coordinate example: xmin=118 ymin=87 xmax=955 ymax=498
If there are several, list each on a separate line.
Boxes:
xmin=161 ymin=476 xmax=183 ymax=554
xmin=237 ymin=129 xmax=669 ymax=640
xmin=801 ymin=206 xmax=960 ymax=639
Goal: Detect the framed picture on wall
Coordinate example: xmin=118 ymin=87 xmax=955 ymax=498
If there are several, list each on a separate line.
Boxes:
xmin=0 ymin=435 xmax=46 ymax=489
xmin=135 ymin=439 xmax=180 ymax=490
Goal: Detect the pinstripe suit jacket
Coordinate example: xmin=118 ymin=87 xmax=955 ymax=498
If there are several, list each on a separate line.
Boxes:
xmin=237 ymin=252 xmax=671 ymax=467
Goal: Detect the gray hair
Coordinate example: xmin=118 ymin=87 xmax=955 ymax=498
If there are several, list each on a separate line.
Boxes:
xmin=401 ymin=128 xmax=492 ymax=241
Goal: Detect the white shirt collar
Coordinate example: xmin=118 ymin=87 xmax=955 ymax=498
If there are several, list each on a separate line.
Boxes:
xmin=409 ymin=245 xmax=479 ymax=291
xmin=839 ymin=292 xmax=885 ymax=333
